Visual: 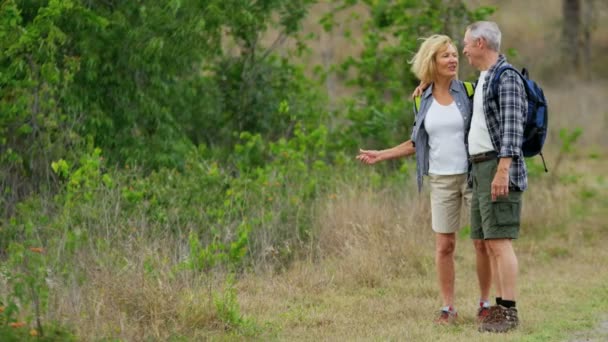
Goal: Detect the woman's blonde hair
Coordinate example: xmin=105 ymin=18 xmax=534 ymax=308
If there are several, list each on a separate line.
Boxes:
xmin=410 ymin=35 xmax=457 ymax=83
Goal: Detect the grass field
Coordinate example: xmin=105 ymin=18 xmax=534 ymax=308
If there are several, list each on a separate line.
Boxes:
xmin=226 ymin=159 xmax=608 ymax=341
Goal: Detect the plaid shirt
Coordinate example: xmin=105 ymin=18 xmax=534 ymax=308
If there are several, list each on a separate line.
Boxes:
xmin=481 ymin=55 xmax=528 ymax=191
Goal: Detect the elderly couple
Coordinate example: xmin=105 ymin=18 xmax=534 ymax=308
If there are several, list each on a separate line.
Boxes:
xmin=357 ymin=21 xmax=527 ymax=333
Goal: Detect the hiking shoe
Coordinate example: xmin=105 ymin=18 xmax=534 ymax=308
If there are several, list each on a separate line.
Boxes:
xmin=479 ymin=306 xmax=519 ymax=333
xmin=477 ymin=306 xmax=491 ymax=323
xmin=434 ymin=309 xmax=458 ymax=325
xmin=480 ymin=305 xmax=504 ymax=322
xmin=478 ymin=305 xmax=506 ymax=332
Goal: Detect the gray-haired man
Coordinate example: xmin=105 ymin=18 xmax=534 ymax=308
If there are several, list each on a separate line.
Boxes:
xmin=462 ymin=21 xmax=528 ymax=333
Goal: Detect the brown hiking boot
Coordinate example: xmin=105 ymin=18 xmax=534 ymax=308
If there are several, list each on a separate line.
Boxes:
xmin=479 ymin=305 xmax=519 ymax=333
xmin=434 ymin=309 xmax=458 ymax=325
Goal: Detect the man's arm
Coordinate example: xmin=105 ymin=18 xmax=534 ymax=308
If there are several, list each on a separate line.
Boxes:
xmin=492 ymin=70 xmax=526 ymax=199
xmin=497 ymin=70 xmax=526 ymax=159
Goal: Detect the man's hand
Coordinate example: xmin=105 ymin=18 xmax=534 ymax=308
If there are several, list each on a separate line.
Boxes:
xmin=411 ymin=81 xmax=430 ymax=98
xmin=491 ymin=158 xmax=512 ymax=201
xmin=357 ymin=149 xmax=383 ymax=165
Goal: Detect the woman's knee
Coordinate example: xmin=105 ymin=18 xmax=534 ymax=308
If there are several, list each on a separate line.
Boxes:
xmin=436 ymin=236 xmax=456 ymax=256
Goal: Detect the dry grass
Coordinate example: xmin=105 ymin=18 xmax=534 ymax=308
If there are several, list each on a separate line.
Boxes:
xmin=48 ymin=236 xmax=228 ymax=341
xmin=233 ymin=158 xmax=607 ymax=341
xmin=314 ymin=187 xmax=432 ymax=288
xmin=544 ymin=81 xmax=608 ymax=149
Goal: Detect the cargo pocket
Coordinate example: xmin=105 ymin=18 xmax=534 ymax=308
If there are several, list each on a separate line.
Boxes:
xmin=491 ymin=198 xmax=521 ymax=227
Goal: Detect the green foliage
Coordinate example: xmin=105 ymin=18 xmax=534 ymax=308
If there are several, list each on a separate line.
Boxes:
xmin=0 ymin=323 xmax=75 ymax=342
xmin=0 ymin=205 xmax=76 ymax=340
xmin=113 ymin=122 xmax=337 ymax=268
xmin=184 ymin=222 xmax=250 ymax=272
xmin=558 ymin=127 xmax=583 ymax=154
xmin=0 ymin=0 xmax=90 ymax=217
xmin=213 ymin=275 xmax=259 ymax=335
xmin=0 ymin=0 xmax=322 ymax=218
xmin=71 ymin=0 xmax=320 ymax=167
xmin=545 ymin=127 xmax=583 ymax=183
xmin=3 ymin=241 xmax=48 ymax=336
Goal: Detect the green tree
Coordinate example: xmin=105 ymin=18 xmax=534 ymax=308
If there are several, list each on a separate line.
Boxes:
xmin=0 ymin=0 xmax=98 ymax=217
xmin=0 ymin=0 xmax=320 ymax=217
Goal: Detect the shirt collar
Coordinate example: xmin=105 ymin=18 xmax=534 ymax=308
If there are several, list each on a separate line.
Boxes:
xmin=421 ymin=79 xmax=462 ymax=99
xmin=487 ymin=54 xmax=507 ymax=75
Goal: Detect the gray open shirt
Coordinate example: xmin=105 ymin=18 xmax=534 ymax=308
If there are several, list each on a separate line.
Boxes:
xmin=410 ymin=80 xmax=474 ymax=192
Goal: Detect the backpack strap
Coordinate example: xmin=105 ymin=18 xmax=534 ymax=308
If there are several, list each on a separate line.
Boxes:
xmin=463 ymin=81 xmax=474 ymax=98
xmin=490 ymin=65 xmax=524 ymax=100
xmin=415 ymin=81 xmax=474 ymax=112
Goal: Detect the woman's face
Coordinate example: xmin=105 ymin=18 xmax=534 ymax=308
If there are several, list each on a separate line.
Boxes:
xmin=435 ymin=43 xmax=458 ymax=80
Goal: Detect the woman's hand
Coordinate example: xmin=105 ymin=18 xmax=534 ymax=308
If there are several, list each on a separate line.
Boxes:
xmin=356 ymin=149 xmax=384 ymax=164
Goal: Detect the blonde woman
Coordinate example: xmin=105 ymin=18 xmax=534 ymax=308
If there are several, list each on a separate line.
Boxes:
xmin=357 ymin=35 xmax=490 ymax=324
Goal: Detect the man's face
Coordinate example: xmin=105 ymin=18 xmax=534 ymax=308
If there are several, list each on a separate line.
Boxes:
xmin=462 ymin=30 xmax=481 ymax=69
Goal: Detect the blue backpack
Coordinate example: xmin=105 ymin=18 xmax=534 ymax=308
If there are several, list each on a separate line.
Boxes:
xmin=491 ymin=65 xmax=548 ymax=172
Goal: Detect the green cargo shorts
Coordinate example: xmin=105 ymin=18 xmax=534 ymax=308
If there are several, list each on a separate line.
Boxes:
xmin=470 ymin=158 xmax=522 ymax=240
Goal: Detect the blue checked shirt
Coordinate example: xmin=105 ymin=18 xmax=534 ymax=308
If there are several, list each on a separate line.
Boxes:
xmin=481 ymin=55 xmax=528 ymax=191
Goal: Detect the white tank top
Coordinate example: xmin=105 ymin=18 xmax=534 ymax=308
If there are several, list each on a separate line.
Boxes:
xmin=468 ymin=71 xmax=495 ymax=155
xmin=423 ymin=99 xmax=468 ymax=175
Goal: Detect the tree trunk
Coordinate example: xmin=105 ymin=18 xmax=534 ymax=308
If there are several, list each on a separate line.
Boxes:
xmin=562 ymin=0 xmax=581 ymax=71
xmin=581 ymin=0 xmax=595 ymax=80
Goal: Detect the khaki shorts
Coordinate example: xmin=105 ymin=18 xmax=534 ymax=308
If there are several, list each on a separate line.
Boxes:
xmin=470 ymin=159 xmax=523 ymax=240
xmin=428 ymin=173 xmax=472 ymax=234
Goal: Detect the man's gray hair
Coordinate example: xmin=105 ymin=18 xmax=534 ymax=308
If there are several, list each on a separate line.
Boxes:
xmin=467 ymin=21 xmax=501 ymax=52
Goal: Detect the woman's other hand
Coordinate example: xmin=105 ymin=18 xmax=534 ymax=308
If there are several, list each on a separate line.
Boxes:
xmin=356 ymin=149 xmax=383 ymax=164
